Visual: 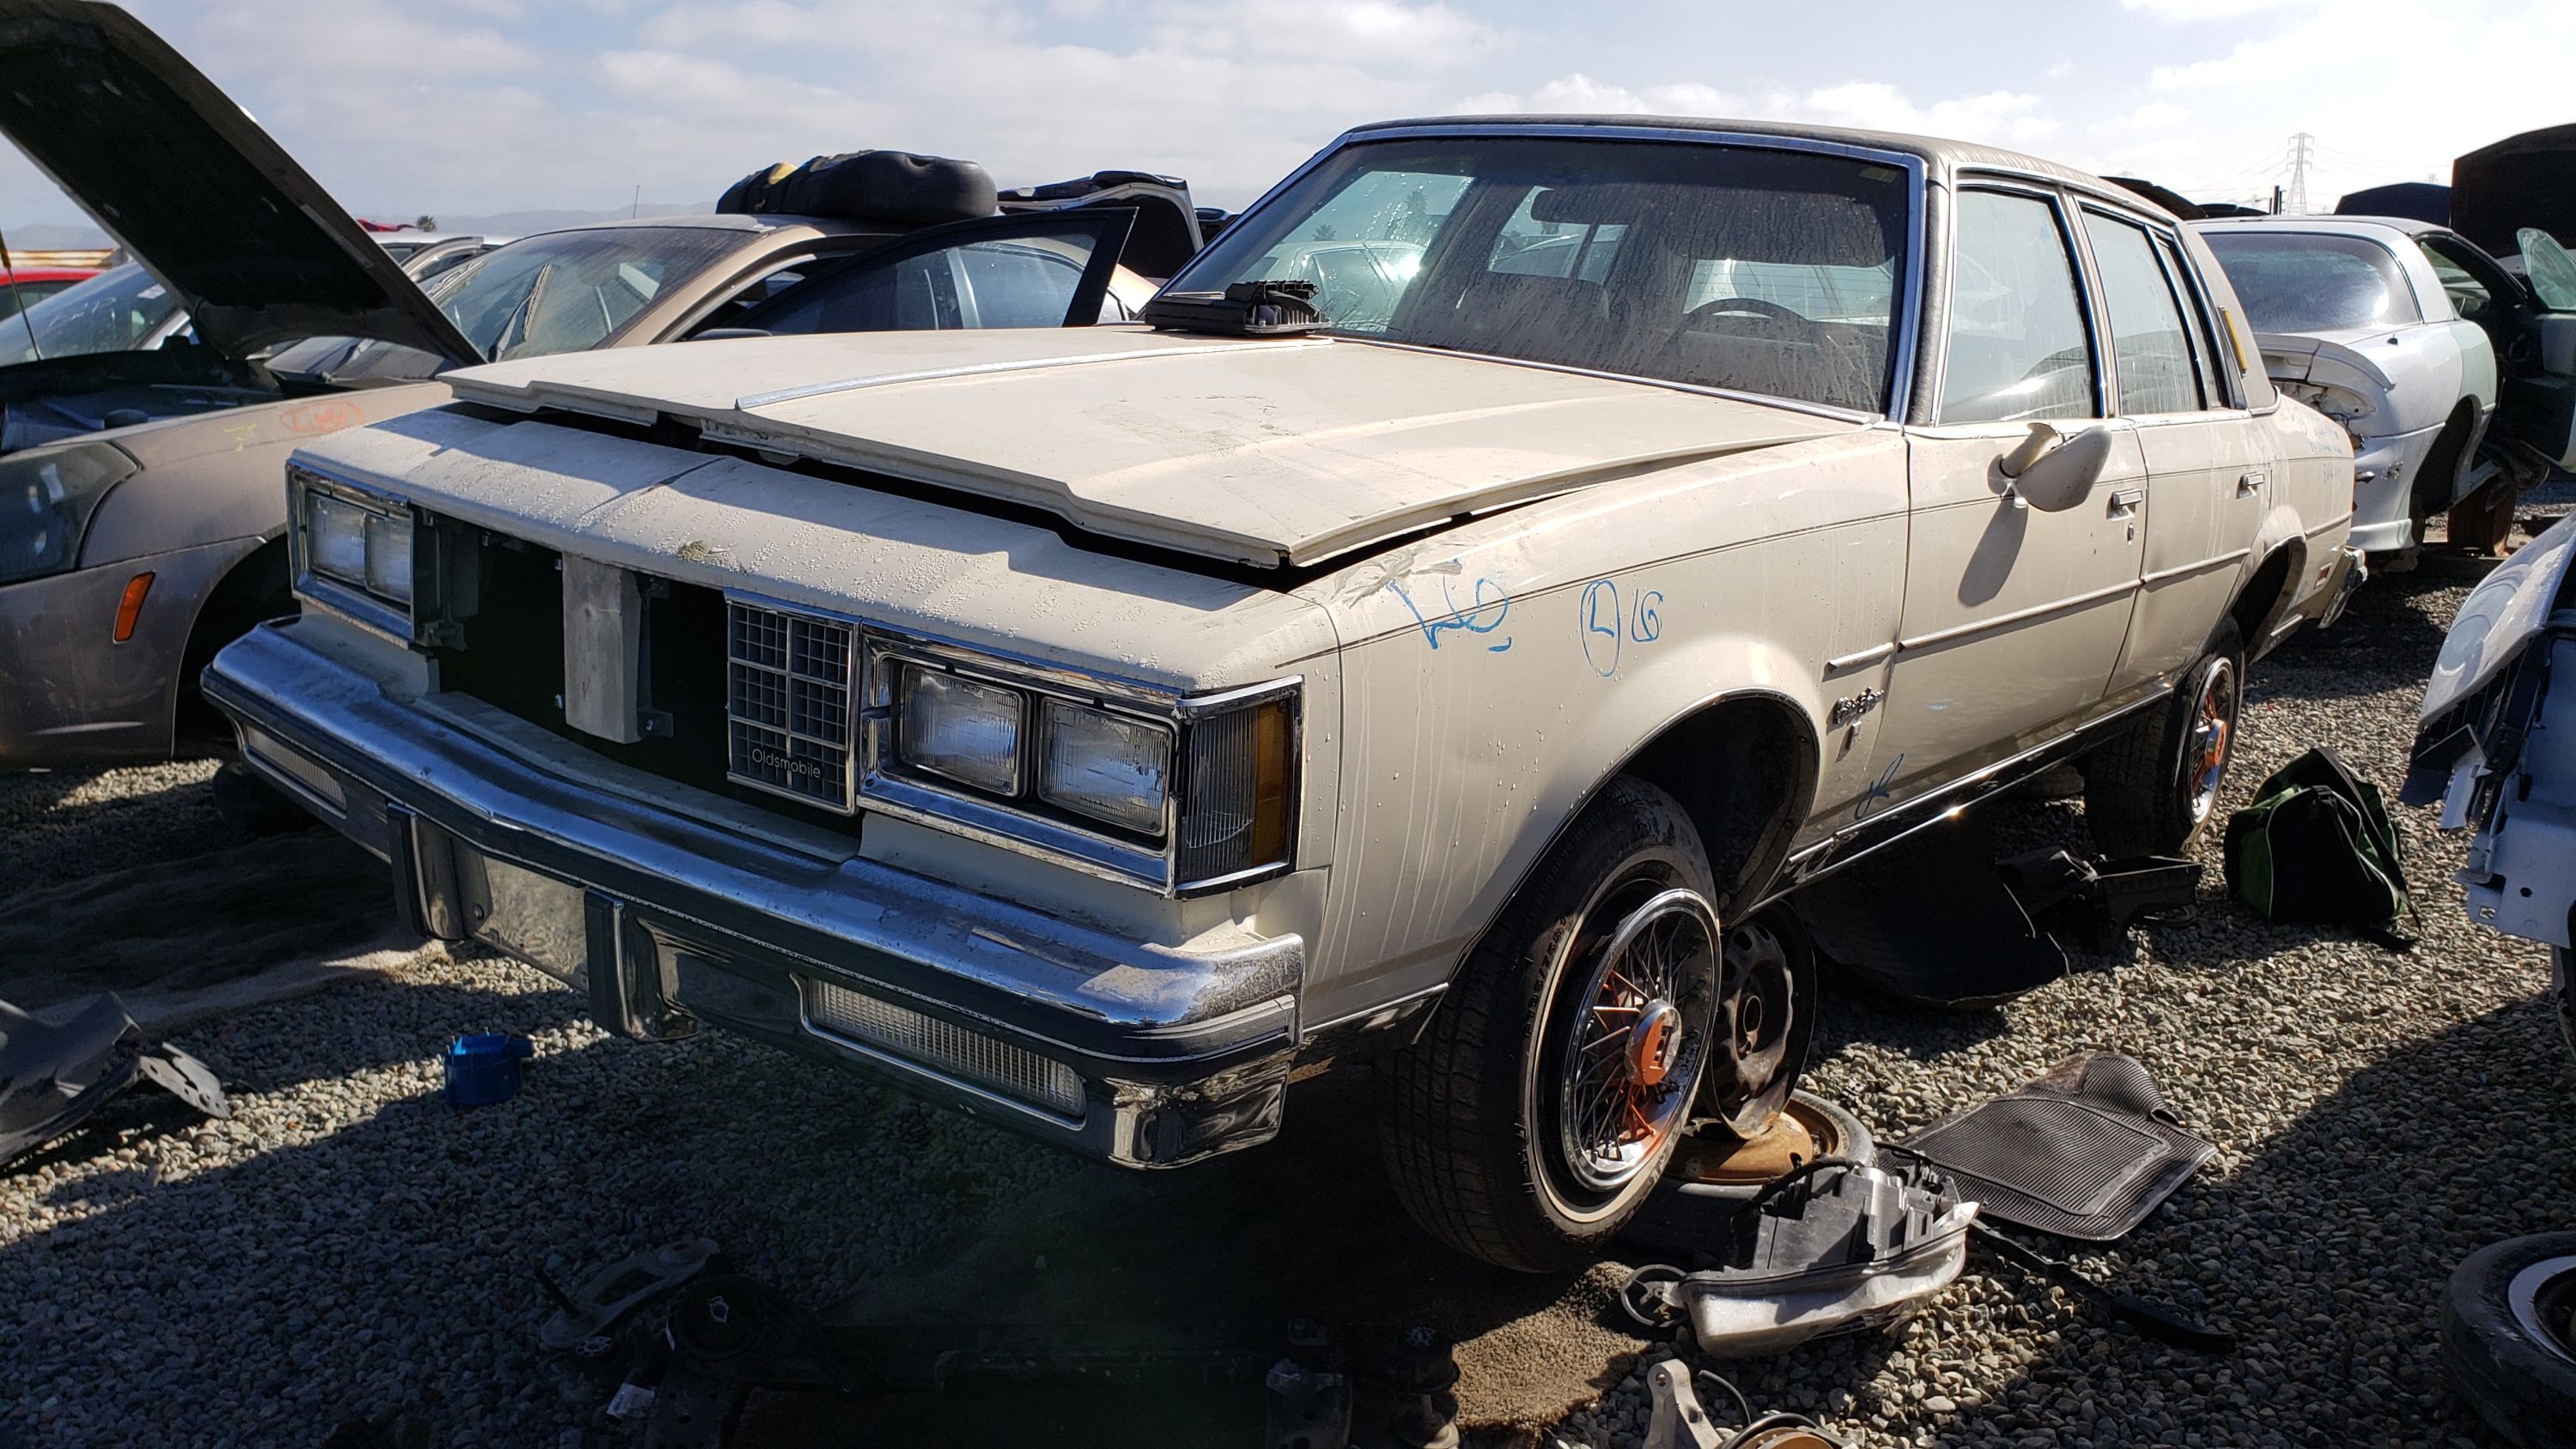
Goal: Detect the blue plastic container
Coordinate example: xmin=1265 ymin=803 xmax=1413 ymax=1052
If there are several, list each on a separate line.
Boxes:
xmin=443 ymin=1034 xmax=534 ymax=1107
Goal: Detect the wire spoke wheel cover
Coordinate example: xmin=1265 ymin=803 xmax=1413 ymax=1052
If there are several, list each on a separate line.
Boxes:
xmin=2183 ymin=654 xmax=2239 ymax=828
xmin=1547 ymin=886 xmax=1722 ymax=1199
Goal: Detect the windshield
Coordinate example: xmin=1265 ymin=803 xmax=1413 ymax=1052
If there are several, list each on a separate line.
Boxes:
xmin=2199 ymin=230 xmax=2421 ymax=334
xmin=266 ymin=226 xmax=749 ymax=385
xmin=0 ymin=263 xmax=185 ymax=365
xmin=1172 ymin=136 xmax=1911 ymax=413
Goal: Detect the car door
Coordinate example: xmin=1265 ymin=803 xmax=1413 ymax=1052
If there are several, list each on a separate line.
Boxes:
xmin=1868 ymin=184 xmax=2147 ymax=808
xmin=2081 ymin=206 xmax=2267 ymax=690
xmin=726 ymin=211 xmax=1135 ymax=336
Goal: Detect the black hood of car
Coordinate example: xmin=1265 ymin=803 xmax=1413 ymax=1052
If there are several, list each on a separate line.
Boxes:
xmin=0 ymin=0 xmax=479 ymax=366
xmin=2452 ymin=124 xmax=2576 ymax=258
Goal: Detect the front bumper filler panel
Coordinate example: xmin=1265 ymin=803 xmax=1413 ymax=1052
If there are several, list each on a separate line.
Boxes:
xmin=204 ymin=621 xmax=1303 ymax=1168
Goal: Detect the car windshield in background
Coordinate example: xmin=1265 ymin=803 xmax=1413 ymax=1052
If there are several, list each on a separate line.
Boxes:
xmin=1172 ymin=136 xmax=1911 ymax=413
xmin=2200 ymin=231 xmax=2421 ymax=333
xmin=267 ymin=226 xmax=748 ymax=385
xmin=0 ymin=263 xmax=183 ymax=366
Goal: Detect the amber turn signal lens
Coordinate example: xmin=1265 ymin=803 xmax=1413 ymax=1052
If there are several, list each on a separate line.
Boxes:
xmin=1249 ymin=697 xmax=1291 ymax=867
xmin=112 ymin=572 xmax=154 ymax=643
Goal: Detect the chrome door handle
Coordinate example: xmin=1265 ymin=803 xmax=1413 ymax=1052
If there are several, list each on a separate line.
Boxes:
xmin=2238 ymin=470 xmax=2267 ymax=496
xmin=2107 ymin=488 xmax=2143 ymax=517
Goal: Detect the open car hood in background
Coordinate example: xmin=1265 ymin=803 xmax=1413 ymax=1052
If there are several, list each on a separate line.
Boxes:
xmin=2452 ymin=124 xmax=2576 ymax=260
xmin=0 ymin=0 xmax=478 ymax=367
xmin=2406 ymin=510 xmax=2576 ymax=803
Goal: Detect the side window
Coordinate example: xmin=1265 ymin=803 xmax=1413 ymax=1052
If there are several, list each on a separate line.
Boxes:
xmin=2083 ymin=212 xmax=2202 ymax=415
xmin=740 ymin=227 xmax=1112 ymax=336
xmin=1941 ymin=191 xmax=2096 ymax=423
xmin=2151 ymin=234 xmax=2233 ymax=409
xmin=2417 ymin=237 xmax=2499 ymax=323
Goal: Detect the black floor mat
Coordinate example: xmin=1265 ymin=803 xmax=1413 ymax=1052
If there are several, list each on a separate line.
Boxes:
xmin=1892 ymin=1052 xmax=2214 ymax=1241
xmin=1790 ymin=813 xmax=2067 ymax=1009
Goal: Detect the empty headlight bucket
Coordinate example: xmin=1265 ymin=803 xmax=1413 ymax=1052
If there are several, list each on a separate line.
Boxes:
xmin=1037 ymin=700 xmax=1171 ymax=834
xmin=0 ymin=441 xmax=138 ymax=586
xmin=896 ymin=665 xmax=1024 ymax=794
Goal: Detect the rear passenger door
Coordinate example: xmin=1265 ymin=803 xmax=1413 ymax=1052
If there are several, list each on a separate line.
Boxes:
xmin=1872 ymin=185 xmax=2148 ymax=806
xmin=2080 ymin=206 xmax=2266 ymax=689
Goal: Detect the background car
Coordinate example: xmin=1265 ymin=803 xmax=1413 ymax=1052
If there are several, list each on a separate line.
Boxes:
xmin=0 ymin=262 xmax=94 ymax=318
xmin=2194 ymin=215 xmax=2544 ymax=561
xmin=0 ymin=0 xmax=1165 ymax=790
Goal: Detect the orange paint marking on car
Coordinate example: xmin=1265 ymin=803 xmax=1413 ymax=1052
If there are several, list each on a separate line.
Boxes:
xmin=112 ymin=573 xmax=155 ymax=642
xmin=283 ymin=400 xmax=364 ymax=434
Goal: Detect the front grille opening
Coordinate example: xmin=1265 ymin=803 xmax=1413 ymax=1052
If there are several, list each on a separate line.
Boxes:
xmin=726 ymin=600 xmax=855 ymax=811
xmin=804 ymin=977 xmax=1084 ymax=1119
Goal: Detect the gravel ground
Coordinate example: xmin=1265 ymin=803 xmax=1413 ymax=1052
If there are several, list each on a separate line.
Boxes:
xmin=3 ymin=504 xmax=2570 ymax=1448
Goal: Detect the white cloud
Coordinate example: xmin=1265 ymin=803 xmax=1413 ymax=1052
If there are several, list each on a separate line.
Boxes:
xmin=1449 ymin=72 xmax=1739 ymax=117
xmin=2118 ymin=0 xmax=2303 ymax=17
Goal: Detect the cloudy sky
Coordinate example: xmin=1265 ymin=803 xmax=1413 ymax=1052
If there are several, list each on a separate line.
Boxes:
xmin=6 ymin=0 xmax=2570 ymax=229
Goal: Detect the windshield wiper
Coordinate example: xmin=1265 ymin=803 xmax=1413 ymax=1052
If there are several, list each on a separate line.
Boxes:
xmin=1139 ymin=279 xmax=1327 ymax=337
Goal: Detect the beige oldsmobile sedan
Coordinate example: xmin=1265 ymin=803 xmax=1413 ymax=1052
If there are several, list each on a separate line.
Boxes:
xmin=211 ymin=118 xmax=2357 ymax=1270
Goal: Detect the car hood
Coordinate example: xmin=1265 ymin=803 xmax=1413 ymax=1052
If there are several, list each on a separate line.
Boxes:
xmin=2452 ymin=124 xmax=2576 ymax=258
xmin=0 ymin=1 xmax=477 ymax=367
xmin=2406 ymin=509 xmax=2576 ymax=803
xmin=446 ymin=327 xmax=1854 ymax=568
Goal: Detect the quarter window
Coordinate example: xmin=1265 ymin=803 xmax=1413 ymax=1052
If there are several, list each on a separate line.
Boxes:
xmin=2084 ymin=213 xmax=2202 ymax=415
xmin=1941 ymin=191 xmax=2095 ymax=423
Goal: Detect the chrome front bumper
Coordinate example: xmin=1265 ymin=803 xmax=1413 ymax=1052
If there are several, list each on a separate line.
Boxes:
xmin=204 ymin=621 xmax=1304 ymax=1169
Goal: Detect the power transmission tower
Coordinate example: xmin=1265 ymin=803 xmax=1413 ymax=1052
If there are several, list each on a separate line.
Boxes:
xmin=2286 ymin=131 xmax=2314 ymax=215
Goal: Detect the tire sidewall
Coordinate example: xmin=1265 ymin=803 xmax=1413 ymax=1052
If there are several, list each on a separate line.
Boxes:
xmin=1485 ymin=778 xmax=1720 ymax=1250
xmin=2444 ymin=1231 xmax=2576 ymax=1444
xmin=2168 ymin=626 xmax=2245 ymax=849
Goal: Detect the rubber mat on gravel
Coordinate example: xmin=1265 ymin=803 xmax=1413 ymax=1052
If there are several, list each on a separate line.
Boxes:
xmin=1892 ymin=1052 xmax=2214 ymax=1241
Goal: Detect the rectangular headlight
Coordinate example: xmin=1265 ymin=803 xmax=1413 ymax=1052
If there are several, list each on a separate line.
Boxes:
xmin=896 ymin=665 xmax=1023 ymax=793
xmin=1037 ymin=700 xmax=1170 ymax=835
xmin=363 ymin=512 xmax=413 ymax=605
xmin=306 ymin=491 xmax=370 ymax=585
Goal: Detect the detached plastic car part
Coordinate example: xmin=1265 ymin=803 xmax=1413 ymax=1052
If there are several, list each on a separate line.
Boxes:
xmin=0 ymin=991 xmax=228 ymax=1167
xmin=1619 ymin=1157 xmax=1975 ymax=1358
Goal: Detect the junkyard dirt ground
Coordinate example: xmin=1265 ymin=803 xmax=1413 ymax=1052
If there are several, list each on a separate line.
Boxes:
xmin=3 ymin=517 xmax=2571 ymax=1446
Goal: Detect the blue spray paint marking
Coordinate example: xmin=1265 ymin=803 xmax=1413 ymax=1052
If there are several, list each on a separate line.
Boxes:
xmin=1631 ymin=590 xmax=1664 ymax=643
xmin=1579 ymin=579 xmax=1623 ymax=676
xmin=1856 ymin=753 xmax=1904 ymax=820
xmin=1386 ymin=573 xmax=1512 ymax=652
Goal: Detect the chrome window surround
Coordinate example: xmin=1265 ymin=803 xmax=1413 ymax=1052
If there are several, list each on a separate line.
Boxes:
xmin=724 ymin=591 xmax=1300 ymax=897
xmin=285 ymin=462 xmax=418 ymax=646
xmin=1158 ymin=121 xmax=1931 ymax=426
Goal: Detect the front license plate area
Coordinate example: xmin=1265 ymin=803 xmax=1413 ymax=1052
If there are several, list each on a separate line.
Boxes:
xmin=456 ymin=848 xmax=591 ymax=985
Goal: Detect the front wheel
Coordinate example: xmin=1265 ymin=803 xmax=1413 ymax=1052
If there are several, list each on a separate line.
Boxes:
xmin=2085 ymin=621 xmax=2244 ymax=857
xmin=1380 ymin=776 xmax=1728 ymax=1271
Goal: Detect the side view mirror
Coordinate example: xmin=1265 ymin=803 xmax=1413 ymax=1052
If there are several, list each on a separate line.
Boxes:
xmin=1998 ymin=422 xmax=2112 ymax=513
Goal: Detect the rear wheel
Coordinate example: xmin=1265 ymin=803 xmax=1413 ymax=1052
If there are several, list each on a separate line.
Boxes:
xmin=1381 ymin=776 xmax=1724 ymax=1271
xmin=2443 ymin=1232 xmax=2576 ymax=1446
xmin=2085 ymin=621 xmax=2244 ymax=857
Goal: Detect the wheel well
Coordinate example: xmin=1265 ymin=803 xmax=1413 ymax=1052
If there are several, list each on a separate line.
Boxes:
xmin=173 ymin=537 xmax=294 ymax=743
xmin=2228 ymin=544 xmax=2300 ymax=652
xmin=1616 ymin=694 xmax=1818 ymax=919
xmin=2414 ymin=397 xmax=2482 ymax=518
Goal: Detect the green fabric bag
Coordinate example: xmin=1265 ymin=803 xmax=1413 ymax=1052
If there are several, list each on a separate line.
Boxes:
xmin=2223 ymin=747 xmax=2413 ymax=939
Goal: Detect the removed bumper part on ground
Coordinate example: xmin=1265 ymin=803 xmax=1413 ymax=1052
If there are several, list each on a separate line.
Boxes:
xmin=1619 ymin=1157 xmax=1976 ymax=1359
xmin=0 ymin=990 xmax=228 ymax=1167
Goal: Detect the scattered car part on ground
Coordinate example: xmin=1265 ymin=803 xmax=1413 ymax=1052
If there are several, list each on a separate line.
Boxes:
xmin=2442 ymin=1230 xmax=2576 ymax=1448
xmin=1997 ymin=849 xmax=2202 ymax=951
xmin=440 ymin=1032 xmax=532 ymax=1107
xmin=2223 ymin=746 xmax=2415 ymax=943
xmin=1640 ymin=1360 xmax=1844 ymax=1449
xmin=1791 ymin=814 xmax=2068 ymax=1009
xmin=1624 ymin=1091 xmax=1874 ymax=1259
xmin=2193 ymin=214 xmax=2570 ymax=565
xmin=2410 ymin=508 xmax=2576 ymax=1048
xmin=1892 ymin=1052 xmax=2211 ymax=1242
xmin=0 ymin=990 xmax=226 ymax=1167
xmin=1966 ymin=1222 xmax=2236 ymax=1355
xmin=212 ymin=114 xmax=2354 ymax=1273
xmin=1619 ymin=1157 xmax=1975 ymax=1358
xmin=538 ymin=1238 xmax=723 ymax=1354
